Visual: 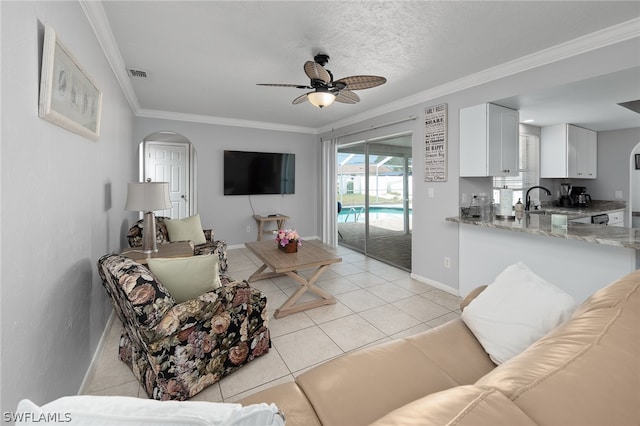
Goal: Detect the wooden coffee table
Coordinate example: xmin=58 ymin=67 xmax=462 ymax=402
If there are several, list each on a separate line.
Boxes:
xmin=245 ymin=240 xmax=342 ymax=318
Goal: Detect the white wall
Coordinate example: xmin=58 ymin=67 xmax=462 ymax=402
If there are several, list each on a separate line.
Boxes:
xmin=133 ymin=118 xmax=318 ymax=245
xmin=460 ymin=225 xmax=636 ymax=302
xmin=1 ymin=1 xmax=136 ymax=412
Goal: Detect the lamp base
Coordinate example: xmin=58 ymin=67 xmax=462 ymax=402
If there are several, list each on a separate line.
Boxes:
xmin=142 ymin=211 xmax=158 ymax=254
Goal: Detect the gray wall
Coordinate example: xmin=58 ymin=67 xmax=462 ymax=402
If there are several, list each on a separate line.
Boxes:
xmin=133 ymin=118 xmax=319 ymax=245
xmin=320 ymin=37 xmax=640 ymax=295
xmin=590 ymin=127 xmax=640 ymax=202
xmin=1 ymin=1 xmax=136 ymax=412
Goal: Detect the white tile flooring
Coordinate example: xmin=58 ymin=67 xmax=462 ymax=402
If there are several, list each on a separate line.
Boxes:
xmin=82 ymin=241 xmax=462 ymax=403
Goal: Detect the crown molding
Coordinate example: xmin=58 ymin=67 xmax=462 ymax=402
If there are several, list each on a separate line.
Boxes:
xmin=79 ymin=1 xmax=140 ymax=114
xmin=136 ymin=109 xmax=318 ymax=134
xmin=80 ymin=0 xmax=316 ymax=134
xmin=318 ymin=17 xmax=640 ymax=134
xmin=82 ymin=1 xmax=639 ymax=136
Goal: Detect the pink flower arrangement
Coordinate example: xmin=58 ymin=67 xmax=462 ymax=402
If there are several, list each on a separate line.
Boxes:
xmin=275 ymin=229 xmax=302 ymax=247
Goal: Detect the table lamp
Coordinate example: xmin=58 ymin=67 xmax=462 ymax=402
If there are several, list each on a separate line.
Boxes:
xmin=125 ymin=179 xmax=172 ymax=254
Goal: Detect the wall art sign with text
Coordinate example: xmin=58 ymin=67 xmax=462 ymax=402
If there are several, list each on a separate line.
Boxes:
xmin=424 ymin=103 xmax=447 ymax=181
xmin=39 ymin=24 xmax=102 ymax=141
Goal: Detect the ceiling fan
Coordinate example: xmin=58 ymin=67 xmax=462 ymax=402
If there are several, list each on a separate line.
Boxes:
xmin=257 ymin=54 xmax=387 ymax=108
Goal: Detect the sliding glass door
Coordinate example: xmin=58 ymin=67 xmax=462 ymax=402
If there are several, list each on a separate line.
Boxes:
xmin=337 ymin=135 xmax=412 ymax=270
xmin=337 ymin=142 xmax=366 ymax=253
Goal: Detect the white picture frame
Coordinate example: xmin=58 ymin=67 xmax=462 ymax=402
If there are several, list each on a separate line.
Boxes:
xmin=39 ymin=25 xmax=102 ymax=141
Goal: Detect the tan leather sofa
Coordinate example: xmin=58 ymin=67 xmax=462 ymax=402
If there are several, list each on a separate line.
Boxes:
xmin=240 ymin=270 xmax=640 ymax=425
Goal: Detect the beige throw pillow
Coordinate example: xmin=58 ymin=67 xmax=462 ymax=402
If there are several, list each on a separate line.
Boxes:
xmin=147 ymin=254 xmax=221 ymax=303
xmin=165 ymin=214 xmax=207 ymax=245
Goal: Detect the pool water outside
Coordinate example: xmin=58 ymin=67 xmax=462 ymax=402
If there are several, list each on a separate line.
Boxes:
xmin=338 ymin=206 xmax=412 ymax=231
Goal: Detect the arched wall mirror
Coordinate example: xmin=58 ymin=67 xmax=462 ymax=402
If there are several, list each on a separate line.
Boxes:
xmin=138 ymin=131 xmax=197 ymax=219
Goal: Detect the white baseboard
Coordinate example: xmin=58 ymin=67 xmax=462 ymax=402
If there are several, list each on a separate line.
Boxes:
xmin=410 ymin=272 xmax=460 ymax=297
xmin=77 ymin=310 xmax=115 ymax=395
xmin=227 ymin=243 xmax=246 ymax=250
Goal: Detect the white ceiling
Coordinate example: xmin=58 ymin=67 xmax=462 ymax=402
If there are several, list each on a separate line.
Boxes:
xmin=496 ymin=66 xmax=640 ymax=131
xmin=84 ymin=1 xmax=640 ymax=133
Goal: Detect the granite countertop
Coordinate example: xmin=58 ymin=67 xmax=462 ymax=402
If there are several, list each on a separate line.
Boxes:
xmin=447 ymin=200 xmax=640 ymax=250
xmin=537 ymin=200 xmax=626 ymax=217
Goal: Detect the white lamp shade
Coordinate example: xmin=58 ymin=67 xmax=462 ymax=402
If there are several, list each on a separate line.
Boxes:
xmin=125 ymin=182 xmax=172 ymax=212
xmin=307 ymin=91 xmax=336 ymax=108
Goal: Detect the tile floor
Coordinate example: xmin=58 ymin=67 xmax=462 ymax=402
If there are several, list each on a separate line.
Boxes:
xmin=82 ymin=240 xmax=462 ymax=403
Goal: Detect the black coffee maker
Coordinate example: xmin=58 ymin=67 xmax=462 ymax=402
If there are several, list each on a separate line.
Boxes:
xmin=558 ymin=183 xmax=572 ymax=207
xmin=571 ymin=186 xmax=591 ymax=207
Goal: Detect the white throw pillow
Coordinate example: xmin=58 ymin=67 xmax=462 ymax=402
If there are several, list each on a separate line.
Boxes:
xmin=147 ymin=254 xmax=221 ymax=303
xmin=461 ymin=262 xmax=577 ymax=365
xmin=165 ymin=214 xmax=207 ymax=245
xmin=15 ymin=396 xmax=284 ymax=426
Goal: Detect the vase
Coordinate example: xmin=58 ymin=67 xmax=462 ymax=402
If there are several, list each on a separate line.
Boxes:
xmin=279 ymin=241 xmax=298 ymax=253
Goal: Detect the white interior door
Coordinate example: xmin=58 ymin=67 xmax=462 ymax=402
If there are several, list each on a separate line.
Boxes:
xmin=145 ymin=142 xmax=190 ymax=219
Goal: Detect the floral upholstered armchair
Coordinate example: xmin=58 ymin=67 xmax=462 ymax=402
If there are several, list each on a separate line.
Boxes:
xmin=97 ymin=254 xmax=271 ymax=401
xmin=127 ymin=216 xmax=228 ymax=274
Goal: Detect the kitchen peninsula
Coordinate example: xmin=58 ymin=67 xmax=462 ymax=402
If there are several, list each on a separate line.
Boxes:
xmin=448 ymin=201 xmax=638 ymax=302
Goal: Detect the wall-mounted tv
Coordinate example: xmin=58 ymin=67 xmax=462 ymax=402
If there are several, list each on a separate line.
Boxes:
xmin=224 ymin=150 xmax=295 ymax=195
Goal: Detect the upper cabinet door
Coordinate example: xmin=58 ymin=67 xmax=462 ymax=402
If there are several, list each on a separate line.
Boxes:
xmin=460 ymin=103 xmax=519 ymax=177
xmin=488 ymin=104 xmax=519 ymax=177
xmin=541 ymin=124 xmax=597 ymax=179
xmin=572 ymin=126 xmax=597 ymax=178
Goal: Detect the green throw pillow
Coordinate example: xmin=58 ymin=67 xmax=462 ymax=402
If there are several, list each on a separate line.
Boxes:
xmin=147 ymin=254 xmax=221 ymax=303
xmin=165 ymin=214 xmax=207 ymax=245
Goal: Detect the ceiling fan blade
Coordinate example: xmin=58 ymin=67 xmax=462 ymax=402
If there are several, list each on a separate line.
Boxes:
xmin=257 ymin=83 xmax=311 ymax=89
xmin=335 ymin=75 xmax=387 ymax=90
xmin=292 ymin=93 xmax=309 ymax=105
xmin=334 ymin=90 xmax=360 ymax=104
xmin=304 ymin=61 xmax=330 ymax=84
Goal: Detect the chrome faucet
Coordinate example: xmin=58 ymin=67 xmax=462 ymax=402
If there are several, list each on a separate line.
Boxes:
xmin=525 ymin=186 xmax=552 ymax=211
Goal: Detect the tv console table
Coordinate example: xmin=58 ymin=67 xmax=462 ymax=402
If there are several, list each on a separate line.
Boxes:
xmin=252 ymin=214 xmax=289 ymax=241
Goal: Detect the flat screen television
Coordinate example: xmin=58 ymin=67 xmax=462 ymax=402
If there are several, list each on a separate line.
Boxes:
xmin=224 ymin=150 xmax=295 ymax=195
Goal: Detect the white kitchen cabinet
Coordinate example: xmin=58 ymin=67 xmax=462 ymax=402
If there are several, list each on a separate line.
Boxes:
xmin=541 ymin=124 xmax=597 ymax=179
xmin=460 ymin=103 xmax=519 ymax=177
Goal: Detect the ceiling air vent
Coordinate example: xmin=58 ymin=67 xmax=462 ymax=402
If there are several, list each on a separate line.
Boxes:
xmin=127 ymin=68 xmax=148 ymax=79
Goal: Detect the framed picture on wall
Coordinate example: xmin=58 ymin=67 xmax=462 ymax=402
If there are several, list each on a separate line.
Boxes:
xmin=39 ymin=24 xmax=102 ymax=141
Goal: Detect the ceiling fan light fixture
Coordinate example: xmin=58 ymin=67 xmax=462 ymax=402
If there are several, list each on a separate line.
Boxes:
xmin=307 ymin=90 xmax=336 ymax=108
xmin=259 ymin=55 xmax=386 ymax=107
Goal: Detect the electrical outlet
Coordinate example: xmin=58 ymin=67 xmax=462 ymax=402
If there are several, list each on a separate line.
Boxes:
xmin=246 ymin=226 xmax=251 ymax=233
xmin=615 ymin=190 xmax=623 ymax=199
xmin=461 ymin=193 xmax=467 ymax=204
xmin=428 ymin=188 xmax=434 ymax=198
xmin=444 ymin=257 xmax=451 ymax=269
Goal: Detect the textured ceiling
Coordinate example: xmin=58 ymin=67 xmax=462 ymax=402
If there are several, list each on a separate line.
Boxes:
xmin=90 ymin=1 xmax=640 ymax=132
